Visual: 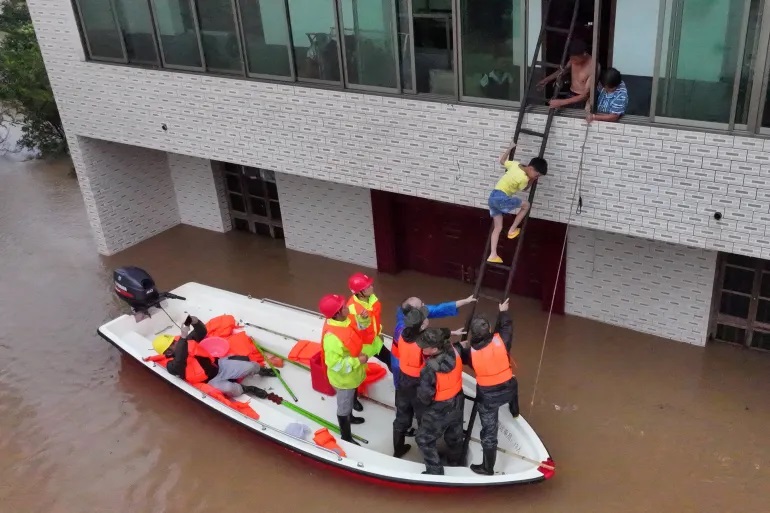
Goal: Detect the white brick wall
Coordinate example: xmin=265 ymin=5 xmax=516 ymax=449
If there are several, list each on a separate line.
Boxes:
xmin=28 ymin=0 xmax=770 ymax=262
xmin=275 ymin=173 xmax=377 ymax=268
xmin=566 ymin=227 xmax=717 ymax=345
xmin=168 ymin=153 xmax=231 ymax=232
xmin=70 ymin=136 xmax=179 ymax=255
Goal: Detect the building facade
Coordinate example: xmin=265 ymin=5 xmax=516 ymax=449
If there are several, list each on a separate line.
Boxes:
xmin=26 ymin=0 xmax=770 ymax=349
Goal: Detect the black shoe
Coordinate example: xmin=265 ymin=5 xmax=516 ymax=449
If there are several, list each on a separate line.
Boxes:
xmin=422 ymin=467 xmax=444 ymax=475
xmin=337 ymin=415 xmax=360 ymax=446
xmin=241 ymin=385 xmax=267 ymax=398
xmin=393 ymin=430 xmax=411 ymax=458
xmin=353 ymin=398 xmax=364 ymax=412
xmin=349 ymin=414 xmax=365 ymax=424
xmin=470 ymin=448 xmax=496 ymax=475
xmin=258 ymin=367 xmax=278 ymax=377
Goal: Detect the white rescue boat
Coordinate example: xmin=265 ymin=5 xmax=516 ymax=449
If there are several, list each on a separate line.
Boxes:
xmin=98 ymin=281 xmax=554 ymax=487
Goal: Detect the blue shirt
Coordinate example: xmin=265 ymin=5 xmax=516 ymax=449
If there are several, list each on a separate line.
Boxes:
xmin=597 ymin=81 xmax=628 ymax=116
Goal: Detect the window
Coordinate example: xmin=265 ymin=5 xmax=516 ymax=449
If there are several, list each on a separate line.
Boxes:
xmin=237 ymin=0 xmax=293 ymax=78
xmin=75 ymin=0 xmax=126 ymax=61
xmin=412 ymin=0 xmax=454 ymax=95
xmin=610 ymin=0 xmax=659 ymax=116
xmin=195 ymin=0 xmax=243 ymax=73
xmin=222 ymin=164 xmax=284 ymax=239
xmin=396 ymin=0 xmax=414 ymax=91
xmin=460 ymin=0 xmax=524 ymax=103
xmin=655 ymin=0 xmax=750 ymax=125
xmin=151 ymin=0 xmax=204 ymax=69
xmin=114 ymin=0 xmax=160 ymax=64
xmin=339 ymin=0 xmax=399 ymax=90
xmin=287 ymin=0 xmax=342 ymax=82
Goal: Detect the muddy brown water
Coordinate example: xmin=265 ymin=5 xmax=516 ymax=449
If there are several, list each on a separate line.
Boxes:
xmin=1 ymin=159 xmax=769 ymax=513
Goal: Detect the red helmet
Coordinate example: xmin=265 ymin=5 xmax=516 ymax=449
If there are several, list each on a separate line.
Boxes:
xmin=318 ymin=294 xmax=346 ymax=318
xmin=348 ymin=272 xmax=374 ymax=294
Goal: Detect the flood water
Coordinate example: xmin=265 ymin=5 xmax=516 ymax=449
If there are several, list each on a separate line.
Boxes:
xmin=1 ymin=157 xmax=769 ymax=513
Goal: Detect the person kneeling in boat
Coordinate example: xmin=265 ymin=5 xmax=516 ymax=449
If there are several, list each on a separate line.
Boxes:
xmin=415 ymin=327 xmax=466 ymax=475
xmin=462 ymin=298 xmax=517 ymax=475
xmin=151 ymin=316 xmax=277 ymax=398
xmin=319 ymin=294 xmax=368 ymax=445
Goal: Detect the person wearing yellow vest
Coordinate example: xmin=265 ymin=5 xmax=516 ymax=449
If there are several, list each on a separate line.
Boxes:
xmin=462 ymin=298 xmax=517 ymax=475
xmin=319 ymin=293 xmax=368 ymax=445
xmin=346 ymin=272 xmax=390 ymax=413
xmin=415 ymin=327 xmax=466 ymax=475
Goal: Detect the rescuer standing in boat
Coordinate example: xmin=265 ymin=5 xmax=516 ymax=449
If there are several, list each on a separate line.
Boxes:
xmin=462 ymin=298 xmax=517 ymax=475
xmin=392 ymin=307 xmax=428 ymax=458
xmin=347 ymin=272 xmax=391 ymax=412
xmin=415 ymin=327 xmax=466 ymax=475
xmin=319 ymin=294 xmax=368 ymax=445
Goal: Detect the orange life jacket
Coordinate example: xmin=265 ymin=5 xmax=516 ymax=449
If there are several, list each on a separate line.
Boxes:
xmin=434 ymin=349 xmax=463 ymax=402
xmin=321 ymin=321 xmax=363 ymax=358
xmin=347 ymin=296 xmax=382 ymax=343
xmin=313 ymin=427 xmax=346 ymax=457
xmin=193 ymin=383 xmax=259 ymax=419
xmin=398 ymin=336 xmax=425 ymax=378
xmin=289 ymin=340 xmax=322 ymax=366
xmin=225 ymin=331 xmax=261 ymax=362
xmin=471 ymin=334 xmax=514 ymax=387
xmin=205 ymin=314 xmax=239 ymax=338
xmin=185 ymin=340 xmax=216 ymax=384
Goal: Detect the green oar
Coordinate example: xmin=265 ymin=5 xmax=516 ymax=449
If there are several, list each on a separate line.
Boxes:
xmin=249 ymin=337 xmax=298 ymax=402
xmin=248 ymin=386 xmax=368 ymax=444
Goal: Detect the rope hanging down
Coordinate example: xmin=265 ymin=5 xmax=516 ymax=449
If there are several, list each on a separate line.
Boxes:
xmin=528 ymin=121 xmax=590 ymax=416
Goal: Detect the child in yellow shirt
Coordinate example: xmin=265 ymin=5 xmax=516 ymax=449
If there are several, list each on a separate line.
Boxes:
xmin=487 ymin=143 xmax=548 ymax=263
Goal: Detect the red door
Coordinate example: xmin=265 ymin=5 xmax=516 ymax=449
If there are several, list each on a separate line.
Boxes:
xmin=372 ymin=191 xmax=566 ymax=313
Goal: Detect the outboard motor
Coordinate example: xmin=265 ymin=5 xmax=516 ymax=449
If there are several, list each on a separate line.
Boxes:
xmin=114 ymin=266 xmax=160 ymax=312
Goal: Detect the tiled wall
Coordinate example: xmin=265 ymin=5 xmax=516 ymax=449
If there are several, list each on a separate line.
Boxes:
xmin=566 ymin=227 xmax=718 ymax=345
xmin=168 ymin=153 xmax=232 ymax=233
xmin=70 ymin=136 xmax=179 ymax=255
xmin=275 ymin=173 xmax=377 ymax=268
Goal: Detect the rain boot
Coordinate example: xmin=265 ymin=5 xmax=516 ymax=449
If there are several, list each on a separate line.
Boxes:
xmin=509 ymin=398 xmax=520 ymax=418
xmin=338 ymin=415 xmax=360 ymax=446
xmin=353 ymin=390 xmax=364 ymax=412
xmin=470 ymin=448 xmax=497 ymax=475
xmin=241 ymin=385 xmax=267 ymax=398
xmin=258 ymin=367 xmax=278 ymax=377
xmin=350 ymin=414 xmax=365 ymax=424
xmin=393 ymin=429 xmax=411 ymax=458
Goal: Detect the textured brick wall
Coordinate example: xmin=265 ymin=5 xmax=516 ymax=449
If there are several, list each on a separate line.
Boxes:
xmin=566 ymin=227 xmax=717 ymax=345
xmin=70 ymin=136 xmax=179 ymax=255
xmin=168 ymin=153 xmax=231 ymax=232
xmin=275 ymin=173 xmax=377 ymax=268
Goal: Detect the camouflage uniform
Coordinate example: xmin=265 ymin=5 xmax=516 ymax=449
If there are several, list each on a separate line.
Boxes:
xmin=415 ymin=329 xmax=465 ymax=475
xmin=460 ymin=311 xmax=517 ymax=451
xmin=393 ymin=319 xmax=426 ymax=434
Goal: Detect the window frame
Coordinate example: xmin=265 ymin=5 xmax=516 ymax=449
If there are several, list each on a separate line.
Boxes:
xmin=336 ymin=0 xmax=403 ymax=93
xmin=456 ymin=0 xmax=527 ymax=108
xmin=113 ymin=0 xmax=163 ymax=66
xmin=286 ymin=0 xmax=346 ymax=85
xmin=72 ymin=0 xmax=130 ymax=64
xmin=234 ymin=0 xmax=297 ymax=82
xmin=149 ymin=0 xmax=208 ymax=72
xmin=193 ymin=0 xmax=247 ymax=75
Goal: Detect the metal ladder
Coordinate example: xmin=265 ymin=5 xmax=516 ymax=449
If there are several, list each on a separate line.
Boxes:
xmin=460 ymin=0 xmax=582 ymax=460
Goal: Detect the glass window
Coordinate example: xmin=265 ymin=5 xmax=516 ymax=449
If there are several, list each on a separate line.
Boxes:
xmin=609 ymin=0 xmax=660 ymax=116
xmin=75 ymin=0 xmax=126 ymax=60
xmin=195 ymin=0 xmax=243 ymax=72
xmin=339 ymin=0 xmax=398 ymax=89
xmin=151 ymin=0 xmax=203 ymax=68
xmin=287 ymin=0 xmax=341 ymax=82
xmin=238 ymin=0 xmax=292 ymax=77
xmin=734 ymin=0 xmax=763 ymax=125
xmin=460 ymin=0 xmax=524 ymax=103
xmin=114 ymin=0 xmax=159 ymax=64
xmin=412 ymin=0 xmax=454 ymax=95
xmin=656 ymin=0 xmax=748 ymax=124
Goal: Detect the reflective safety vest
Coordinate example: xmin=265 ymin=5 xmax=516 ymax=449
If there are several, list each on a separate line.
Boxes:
xmin=185 ymin=340 xmax=216 ymax=384
xmin=347 ymin=294 xmax=382 ymax=342
xmin=434 ymin=349 xmax=463 ymax=402
xmin=398 ymin=336 xmax=424 ymax=378
xmin=321 ymin=321 xmax=363 ymax=358
xmin=471 ymin=334 xmax=514 ymax=387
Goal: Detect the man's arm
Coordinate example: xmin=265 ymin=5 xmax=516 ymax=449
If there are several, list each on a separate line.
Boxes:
xmin=417 ymin=365 xmax=438 ymax=405
xmin=495 ymin=311 xmax=514 ymax=354
xmin=537 ymin=62 xmax=571 ymax=88
xmin=550 ymin=90 xmax=589 ymax=109
xmin=166 ymin=338 xmax=189 ymax=378
xmin=323 ymin=334 xmax=363 ymax=376
xmin=499 ymin=143 xmax=517 ymax=166
xmin=588 ymin=112 xmax=621 ymax=123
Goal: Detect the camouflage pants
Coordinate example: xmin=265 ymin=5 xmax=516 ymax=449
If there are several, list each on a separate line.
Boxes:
xmin=415 ymin=395 xmax=465 ymax=474
xmin=393 ymin=375 xmax=423 ymax=433
xmin=477 ymin=401 xmax=502 ymax=450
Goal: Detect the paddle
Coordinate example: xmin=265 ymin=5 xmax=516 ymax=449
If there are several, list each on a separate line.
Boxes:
xmin=249 ymin=337 xmax=298 ymax=402
xmin=246 ymin=385 xmax=368 ymax=444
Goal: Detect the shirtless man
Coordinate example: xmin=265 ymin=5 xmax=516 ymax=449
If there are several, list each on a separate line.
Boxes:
xmin=537 ymin=39 xmax=594 ymax=110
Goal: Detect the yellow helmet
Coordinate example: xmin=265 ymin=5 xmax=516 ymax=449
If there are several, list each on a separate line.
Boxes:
xmin=152 ymin=334 xmax=175 ymax=355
